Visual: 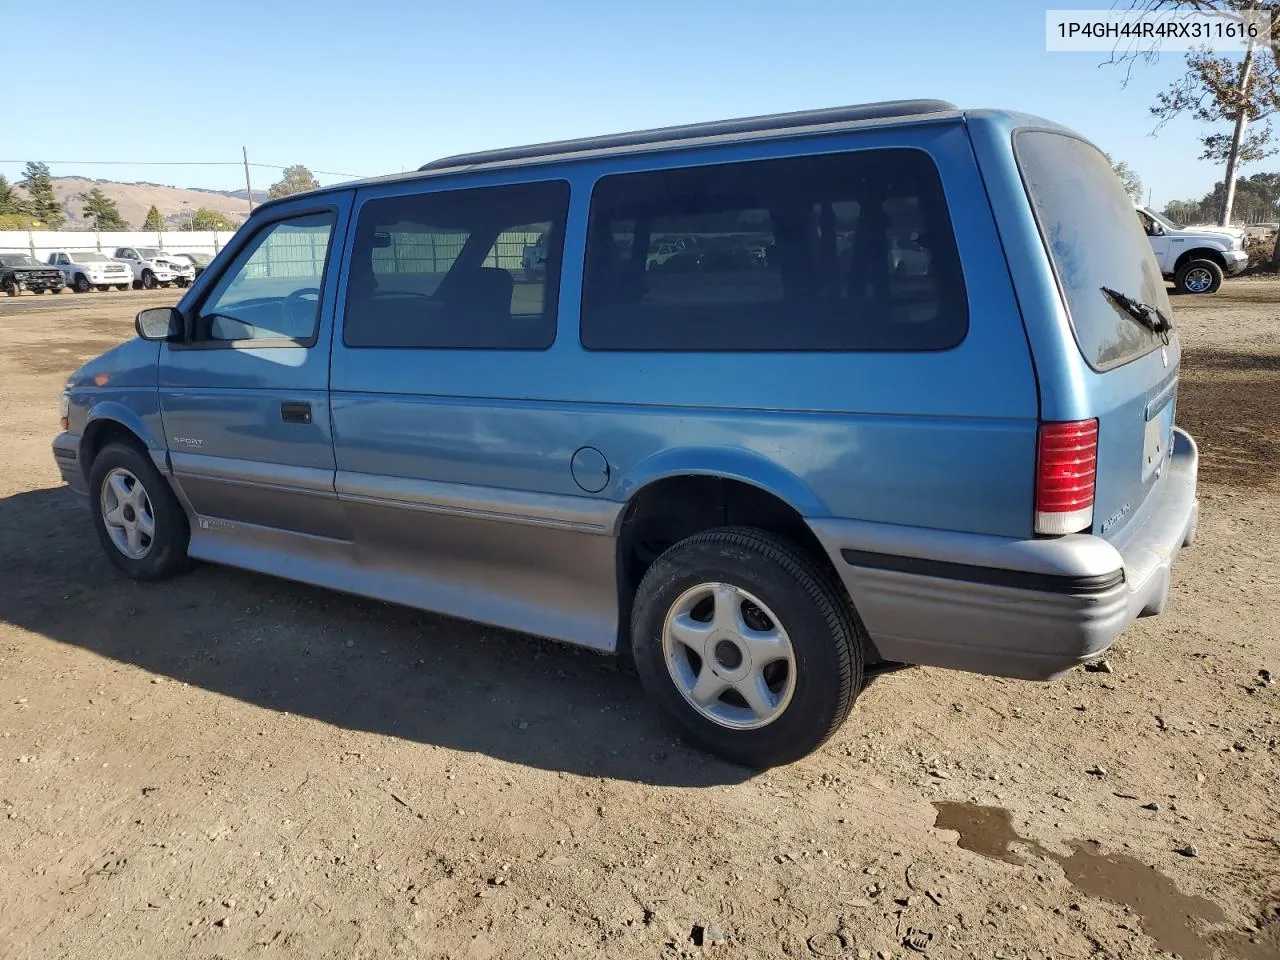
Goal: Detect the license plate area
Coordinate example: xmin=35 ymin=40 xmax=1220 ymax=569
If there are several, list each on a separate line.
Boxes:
xmin=1142 ymin=402 xmax=1174 ymax=482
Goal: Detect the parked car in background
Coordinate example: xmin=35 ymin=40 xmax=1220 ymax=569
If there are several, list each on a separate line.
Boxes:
xmin=1135 ymin=206 xmax=1248 ymax=294
xmin=112 ymin=247 xmax=197 ymax=289
xmin=54 ymin=101 xmax=1199 ymax=768
xmin=174 ymin=252 xmax=213 ymax=280
xmin=46 ymin=251 xmax=133 ymax=292
xmin=1 ymin=253 xmax=64 ymax=296
xmin=521 ymin=236 xmax=547 ymax=281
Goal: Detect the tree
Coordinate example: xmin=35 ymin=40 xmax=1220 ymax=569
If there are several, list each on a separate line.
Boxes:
xmin=0 ymin=175 xmax=27 ymax=216
xmin=19 ymin=161 xmax=65 ymax=228
xmin=1122 ymin=1 xmax=1280 ymax=263
xmin=1106 ymin=154 xmax=1146 ymax=201
xmin=267 ymin=164 xmax=320 ymax=199
xmin=79 ymin=188 xmax=129 ymax=230
xmin=190 ymin=208 xmax=235 ymax=231
xmin=1151 ymin=44 xmax=1280 ymax=224
xmin=142 ymin=205 xmax=164 ymax=232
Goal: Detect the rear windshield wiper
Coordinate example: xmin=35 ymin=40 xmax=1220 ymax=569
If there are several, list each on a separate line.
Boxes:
xmin=1101 ymin=286 xmax=1173 ymax=344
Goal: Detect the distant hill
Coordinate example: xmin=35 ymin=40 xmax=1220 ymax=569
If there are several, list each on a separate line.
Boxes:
xmin=15 ymin=177 xmax=258 ymax=230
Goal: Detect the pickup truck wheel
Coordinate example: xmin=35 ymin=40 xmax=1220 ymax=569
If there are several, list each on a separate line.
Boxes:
xmin=1175 ymin=259 xmax=1223 ymax=295
xmin=141 ymin=270 xmax=157 ymax=290
xmin=73 ymin=274 xmax=91 ymax=293
xmin=631 ymin=527 xmax=864 ymax=768
xmin=89 ymin=442 xmax=190 ymax=581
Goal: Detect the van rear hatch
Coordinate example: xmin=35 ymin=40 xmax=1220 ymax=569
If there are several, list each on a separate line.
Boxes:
xmin=1015 ymin=130 xmax=1178 ymax=545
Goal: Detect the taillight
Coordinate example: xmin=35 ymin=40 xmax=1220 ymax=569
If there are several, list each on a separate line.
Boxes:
xmin=1035 ymin=419 xmax=1098 ymax=535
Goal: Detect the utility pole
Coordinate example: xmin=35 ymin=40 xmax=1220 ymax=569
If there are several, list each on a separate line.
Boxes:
xmin=243 ymin=146 xmax=254 ymax=213
xmin=1219 ymin=34 xmax=1257 ymax=227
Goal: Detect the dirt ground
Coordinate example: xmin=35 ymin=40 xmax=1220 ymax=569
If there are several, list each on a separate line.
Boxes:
xmin=0 ymin=283 xmax=1276 ymax=960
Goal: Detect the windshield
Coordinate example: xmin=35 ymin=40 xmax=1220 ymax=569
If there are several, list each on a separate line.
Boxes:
xmin=74 ymin=252 xmax=109 ymax=262
xmin=136 ymin=248 xmax=160 ymax=258
xmin=0 ymin=254 xmax=39 ymax=267
xmin=1016 ymin=131 xmax=1171 ymax=372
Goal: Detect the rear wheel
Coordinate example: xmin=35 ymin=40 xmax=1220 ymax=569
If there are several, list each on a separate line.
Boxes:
xmin=3 ymin=279 xmax=18 ymax=297
xmin=1175 ymin=259 xmax=1223 ymax=295
xmin=631 ymin=527 xmax=864 ymax=768
xmin=74 ymin=274 xmax=91 ymax=293
xmin=88 ymin=442 xmax=190 ymax=581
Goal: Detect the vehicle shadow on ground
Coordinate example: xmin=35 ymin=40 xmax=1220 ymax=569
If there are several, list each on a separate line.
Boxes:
xmin=0 ymin=485 xmax=753 ymax=787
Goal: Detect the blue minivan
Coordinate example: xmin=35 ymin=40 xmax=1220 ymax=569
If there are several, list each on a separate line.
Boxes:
xmin=53 ymin=101 xmax=1199 ymax=767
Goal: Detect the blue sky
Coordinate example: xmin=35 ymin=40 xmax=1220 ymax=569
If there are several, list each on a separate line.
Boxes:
xmin=0 ymin=0 xmax=1257 ymax=209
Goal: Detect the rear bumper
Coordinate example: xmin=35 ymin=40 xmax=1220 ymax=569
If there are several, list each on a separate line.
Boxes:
xmin=52 ymin=432 xmax=88 ymax=496
xmin=808 ymin=428 xmax=1199 ymax=681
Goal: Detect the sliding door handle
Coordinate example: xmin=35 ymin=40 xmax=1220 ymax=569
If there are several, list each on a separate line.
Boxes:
xmin=280 ymin=401 xmax=312 ymax=424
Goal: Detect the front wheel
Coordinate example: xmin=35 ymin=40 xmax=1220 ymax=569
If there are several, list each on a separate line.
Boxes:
xmin=140 ymin=270 xmax=157 ymax=290
xmin=631 ymin=527 xmax=864 ymax=768
xmin=3 ymin=279 xmax=18 ymax=297
xmin=74 ymin=274 xmax=91 ymax=293
xmin=1175 ymin=259 xmax=1224 ymax=295
xmin=88 ymin=442 xmax=190 ymax=581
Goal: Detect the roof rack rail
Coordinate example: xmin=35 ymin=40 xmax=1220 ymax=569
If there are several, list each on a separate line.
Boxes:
xmin=419 ymin=99 xmax=958 ymax=172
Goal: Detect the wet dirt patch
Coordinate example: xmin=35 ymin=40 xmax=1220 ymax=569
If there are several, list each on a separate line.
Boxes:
xmin=933 ymin=802 xmax=1276 ymax=960
xmin=1178 ymin=347 xmax=1280 ymax=488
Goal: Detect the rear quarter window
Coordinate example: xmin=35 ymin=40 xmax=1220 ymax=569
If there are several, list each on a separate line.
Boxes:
xmin=580 ymin=148 xmax=968 ymax=352
xmin=1015 ymin=130 xmax=1171 ymax=371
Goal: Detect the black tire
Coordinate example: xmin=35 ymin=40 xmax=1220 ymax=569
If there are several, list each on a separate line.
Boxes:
xmin=1174 ymin=259 xmax=1223 ymax=295
xmin=631 ymin=527 xmax=864 ymax=768
xmin=141 ymin=270 xmax=157 ymax=290
xmin=116 ymin=284 xmax=129 ymax=291
xmin=74 ymin=273 xmax=91 ymax=293
xmin=175 ymin=277 xmax=190 ymax=288
xmin=3 ymin=279 xmax=18 ymax=297
xmin=88 ymin=441 xmax=190 ymax=581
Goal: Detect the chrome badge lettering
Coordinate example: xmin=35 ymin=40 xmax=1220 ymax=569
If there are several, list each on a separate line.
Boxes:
xmin=1100 ymin=502 xmax=1132 ymax=534
xmin=172 ymin=437 xmax=203 ymax=447
xmin=198 ymin=517 xmax=235 ymax=532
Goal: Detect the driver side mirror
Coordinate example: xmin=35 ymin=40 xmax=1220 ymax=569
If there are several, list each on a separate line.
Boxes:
xmin=135 ymin=306 xmax=184 ymax=341
xmin=1150 ymin=222 xmax=1165 ymax=236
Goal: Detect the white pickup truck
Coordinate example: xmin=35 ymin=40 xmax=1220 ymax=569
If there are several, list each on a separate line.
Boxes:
xmin=1136 ymin=206 xmax=1249 ymax=295
xmin=46 ymin=251 xmax=134 ymax=292
xmin=112 ymin=246 xmax=196 ymax=289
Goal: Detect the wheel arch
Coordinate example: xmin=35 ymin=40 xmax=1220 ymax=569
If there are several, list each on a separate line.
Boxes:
xmin=79 ymin=403 xmax=166 ymax=485
xmin=612 ymin=450 xmax=844 ymax=654
xmin=1173 ymin=247 xmax=1227 ymax=272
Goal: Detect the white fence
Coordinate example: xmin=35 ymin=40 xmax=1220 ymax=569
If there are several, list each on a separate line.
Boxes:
xmin=0 ymin=229 xmax=241 ymax=260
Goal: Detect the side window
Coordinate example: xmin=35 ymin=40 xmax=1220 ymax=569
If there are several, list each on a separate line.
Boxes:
xmin=193 ymin=211 xmax=335 ymax=344
xmin=56 ymin=254 xmax=69 ymax=265
xmin=580 ymin=149 xmax=968 ymax=352
xmin=342 ymin=180 xmax=569 ymax=349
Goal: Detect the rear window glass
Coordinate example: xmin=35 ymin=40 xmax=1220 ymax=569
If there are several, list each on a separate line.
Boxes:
xmin=580 ymin=149 xmax=968 ymax=352
xmin=1015 ymin=131 xmax=1171 ymax=371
